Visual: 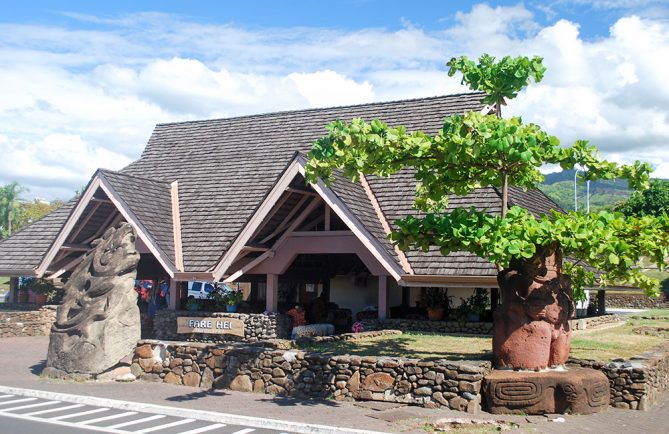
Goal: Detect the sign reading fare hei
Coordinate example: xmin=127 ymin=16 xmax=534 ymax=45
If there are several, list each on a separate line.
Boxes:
xmin=176 ymin=317 xmax=245 ymax=337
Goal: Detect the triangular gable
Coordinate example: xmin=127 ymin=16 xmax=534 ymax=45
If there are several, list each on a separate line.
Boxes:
xmin=37 ymin=170 xmax=179 ymax=278
xmin=212 ymin=154 xmax=405 ymax=282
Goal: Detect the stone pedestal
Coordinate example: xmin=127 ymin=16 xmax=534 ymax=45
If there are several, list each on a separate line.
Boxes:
xmin=483 ymin=367 xmax=609 ymax=415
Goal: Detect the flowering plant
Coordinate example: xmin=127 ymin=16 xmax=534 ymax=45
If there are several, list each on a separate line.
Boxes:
xmin=351 ymin=321 xmax=364 ymax=333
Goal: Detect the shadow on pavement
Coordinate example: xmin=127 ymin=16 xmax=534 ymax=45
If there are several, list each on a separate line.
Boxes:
xmin=166 ymin=389 xmax=229 ymax=401
xmin=258 ymin=396 xmax=340 ymax=407
xmin=30 ymin=359 xmax=46 ymax=376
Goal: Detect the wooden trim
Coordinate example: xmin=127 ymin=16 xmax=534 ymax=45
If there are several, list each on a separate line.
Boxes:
xmin=67 ymin=201 xmax=101 ymax=242
xmin=250 ymin=192 xmax=292 ymax=239
xmin=0 ymin=269 xmax=37 ymax=277
xmin=285 ymin=187 xmax=318 ymax=196
xmin=324 ymin=204 xmax=331 ymax=230
xmin=171 ymin=181 xmax=185 ymax=272
xmin=37 ymin=177 xmax=103 ymax=277
xmin=359 ymin=173 xmax=414 ymax=275
xmin=399 ymin=274 xmax=498 ymax=287
xmin=212 ymin=161 xmax=302 ymax=281
xmin=240 ymin=246 xmax=269 ymax=253
xmin=98 ymin=177 xmax=178 ymax=278
xmin=174 ymin=271 xmax=215 ymax=281
xmin=258 ymin=194 xmax=309 ymax=244
xmin=82 ymin=210 xmax=119 ymax=244
xmin=224 ymin=198 xmax=322 ymax=283
xmin=295 ymin=156 xmax=404 ymax=281
xmin=61 ymin=243 xmax=90 ymax=251
xmin=48 ymin=255 xmax=85 ymax=280
xmin=290 ymin=230 xmax=352 ymax=237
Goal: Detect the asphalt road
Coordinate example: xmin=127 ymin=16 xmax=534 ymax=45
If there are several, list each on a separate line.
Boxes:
xmin=0 ymin=413 xmax=94 ymax=433
xmin=0 ymin=392 xmax=293 ymax=434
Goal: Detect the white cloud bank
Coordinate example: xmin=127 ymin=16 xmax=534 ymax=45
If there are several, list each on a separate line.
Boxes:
xmin=1 ymin=3 xmax=669 ymax=199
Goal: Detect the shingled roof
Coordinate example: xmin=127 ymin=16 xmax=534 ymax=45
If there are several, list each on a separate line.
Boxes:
xmin=0 ymin=92 xmax=564 ymax=280
xmin=120 ymin=92 xmax=490 ymax=273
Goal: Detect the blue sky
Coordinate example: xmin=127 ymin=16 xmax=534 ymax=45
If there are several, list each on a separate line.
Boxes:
xmin=1 ymin=1 xmax=669 ymax=199
xmin=4 ymin=0 xmax=667 ymax=37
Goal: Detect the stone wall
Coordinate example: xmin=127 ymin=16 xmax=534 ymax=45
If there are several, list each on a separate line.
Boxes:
xmin=0 ymin=305 xmax=56 ymax=338
xmin=602 ymin=294 xmax=668 ymax=309
xmin=132 ymin=340 xmax=491 ymax=413
xmin=361 ymin=314 xmax=622 ymax=335
xmin=153 ymin=310 xmax=292 ymax=342
xmin=361 ymin=318 xmax=493 ymax=335
xmin=568 ymin=342 xmax=669 ymax=410
xmin=569 ymin=314 xmax=623 ymax=331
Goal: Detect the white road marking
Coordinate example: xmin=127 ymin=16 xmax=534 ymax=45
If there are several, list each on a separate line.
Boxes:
xmin=134 ymin=418 xmax=195 ymax=433
xmin=231 ymin=429 xmax=256 ymax=434
xmin=79 ymin=411 xmax=138 ymax=425
xmin=106 ymin=414 xmax=165 ymax=429
xmin=0 ymin=410 xmax=127 ymax=433
xmin=0 ymin=400 xmax=60 ymax=412
xmin=49 ymin=407 xmax=109 ymax=420
xmin=0 ymin=395 xmax=15 ymax=399
xmin=0 ymin=397 xmax=36 ymax=406
xmin=179 ymin=423 xmax=227 ymax=434
xmin=23 ymin=403 xmax=84 ymax=416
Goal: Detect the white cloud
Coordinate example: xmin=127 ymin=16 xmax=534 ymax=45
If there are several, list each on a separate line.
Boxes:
xmin=1 ymin=4 xmax=669 ymax=201
xmin=288 ymin=70 xmax=374 ymax=107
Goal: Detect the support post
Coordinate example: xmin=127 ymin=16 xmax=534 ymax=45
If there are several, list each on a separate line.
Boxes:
xmin=378 ymin=275 xmax=388 ymax=319
xmin=596 ymin=289 xmax=606 ymax=315
xmin=9 ymin=277 xmax=19 ymax=304
xmin=168 ymin=279 xmax=179 ymax=310
xmin=266 ymin=273 xmax=278 ymax=313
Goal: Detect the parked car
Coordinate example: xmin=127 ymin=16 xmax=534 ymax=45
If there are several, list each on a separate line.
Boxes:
xmin=187 ymin=281 xmax=216 ymax=299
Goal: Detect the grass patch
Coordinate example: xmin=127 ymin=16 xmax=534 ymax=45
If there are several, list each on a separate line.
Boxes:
xmin=301 ymin=332 xmax=492 ymax=361
xmin=299 ymin=314 xmax=669 ymax=362
xmin=571 ymin=318 xmax=669 ymax=360
xmin=0 ymin=276 xmax=9 ymax=292
xmin=634 ymin=308 xmax=669 ymax=318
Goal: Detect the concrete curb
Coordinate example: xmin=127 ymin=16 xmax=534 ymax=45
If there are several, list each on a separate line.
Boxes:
xmin=0 ymin=385 xmax=390 ymax=434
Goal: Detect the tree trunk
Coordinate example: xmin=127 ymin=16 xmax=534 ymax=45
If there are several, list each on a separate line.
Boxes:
xmin=493 ymin=243 xmax=576 ymax=369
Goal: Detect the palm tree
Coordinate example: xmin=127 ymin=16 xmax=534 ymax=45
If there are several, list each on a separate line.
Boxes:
xmin=0 ymin=182 xmax=28 ymax=237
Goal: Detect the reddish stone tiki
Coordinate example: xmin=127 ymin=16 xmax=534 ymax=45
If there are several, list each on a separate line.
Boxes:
xmin=494 ymin=243 xmax=575 ymax=370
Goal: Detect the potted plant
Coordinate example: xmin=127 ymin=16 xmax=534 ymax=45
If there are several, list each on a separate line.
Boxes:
xmin=30 ymin=278 xmax=58 ymax=305
xmin=186 ymin=296 xmax=200 ymax=312
xmin=223 ymin=288 xmax=244 ymax=313
xmin=461 ymin=289 xmax=489 ymax=322
xmin=421 ymin=288 xmax=449 ymax=321
xmin=210 ymin=284 xmax=244 ymax=312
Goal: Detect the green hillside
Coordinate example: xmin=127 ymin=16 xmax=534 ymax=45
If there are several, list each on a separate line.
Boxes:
xmin=539 ymin=169 xmax=631 ymax=212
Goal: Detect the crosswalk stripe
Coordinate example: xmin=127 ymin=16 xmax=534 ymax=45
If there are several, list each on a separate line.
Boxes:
xmin=107 ymin=414 xmax=165 ymax=429
xmin=179 ymin=423 xmax=227 ymax=434
xmin=134 ymin=418 xmax=195 ymax=433
xmin=0 ymin=395 xmax=15 ymax=399
xmin=23 ymin=403 xmax=84 ymax=416
xmin=49 ymin=407 xmax=108 ymax=420
xmin=79 ymin=411 xmax=137 ymax=425
xmin=230 ymin=429 xmax=255 ymax=434
xmin=0 ymin=400 xmax=60 ymax=412
xmin=0 ymin=397 xmax=37 ymax=406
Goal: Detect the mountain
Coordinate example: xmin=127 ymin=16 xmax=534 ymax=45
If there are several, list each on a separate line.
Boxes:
xmin=539 ymin=169 xmax=631 ymax=212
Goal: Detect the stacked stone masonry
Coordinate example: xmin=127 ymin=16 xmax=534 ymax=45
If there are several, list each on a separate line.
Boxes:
xmin=361 ymin=314 xmax=621 ymax=336
xmin=568 ymin=341 xmax=669 ymax=410
xmin=153 ymin=310 xmax=292 ymax=342
xmin=0 ymin=305 xmax=56 ymax=338
xmin=132 ymin=340 xmax=491 ymax=413
xmin=604 ymin=294 xmax=668 ymax=309
xmin=361 ymin=318 xmax=493 ymax=335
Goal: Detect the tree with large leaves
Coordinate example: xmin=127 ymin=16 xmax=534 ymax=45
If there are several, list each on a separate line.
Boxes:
xmin=305 ymin=54 xmax=669 ymax=369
